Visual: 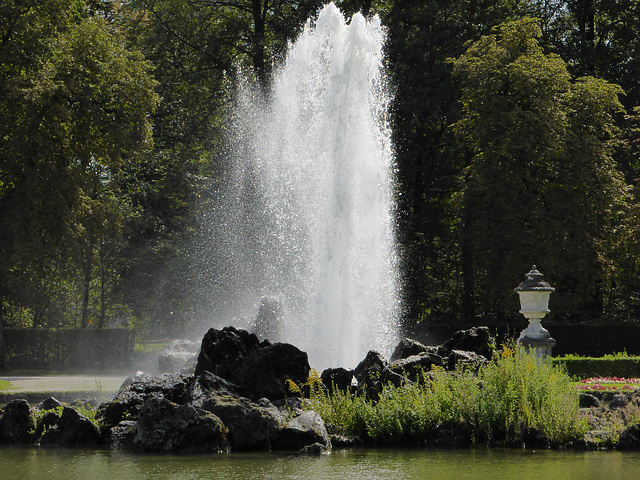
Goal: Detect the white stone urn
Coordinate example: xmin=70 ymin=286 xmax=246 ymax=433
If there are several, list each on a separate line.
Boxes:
xmin=515 ymin=265 xmax=556 ymax=362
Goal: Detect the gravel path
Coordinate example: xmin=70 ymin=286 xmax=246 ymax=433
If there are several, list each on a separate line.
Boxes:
xmin=0 ymin=375 xmax=127 ymax=393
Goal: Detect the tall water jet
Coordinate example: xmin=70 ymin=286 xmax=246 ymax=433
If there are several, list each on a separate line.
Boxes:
xmin=198 ymin=3 xmax=400 ymax=369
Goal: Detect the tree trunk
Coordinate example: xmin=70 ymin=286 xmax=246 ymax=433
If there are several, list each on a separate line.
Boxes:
xmin=0 ymin=294 xmax=4 ymax=369
xmin=251 ymin=0 xmax=267 ymax=88
xmin=574 ymin=0 xmax=596 ymax=74
xmin=80 ymin=245 xmax=93 ymax=328
xmin=98 ymin=241 xmax=106 ymax=329
xmin=461 ymin=194 xmax=475 ymax=321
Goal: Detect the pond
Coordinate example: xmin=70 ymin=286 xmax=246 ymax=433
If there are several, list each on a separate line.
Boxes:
xmin=2 ymin=447 xmax=639 ymax=480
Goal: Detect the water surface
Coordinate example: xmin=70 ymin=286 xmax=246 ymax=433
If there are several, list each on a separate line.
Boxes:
xmin=2 ymin=447 xmax=639 ymax=480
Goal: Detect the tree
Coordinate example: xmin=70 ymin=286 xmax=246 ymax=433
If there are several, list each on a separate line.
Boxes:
xmin=384 ymin=0 xmax=534 ymax=324
xmin=451 ymin=18 xmax=629 ymax=321
xmin=112 ymin=0 xmax=324 ymax=337
xmin=0 ymin=2 xmax=158 ymax=334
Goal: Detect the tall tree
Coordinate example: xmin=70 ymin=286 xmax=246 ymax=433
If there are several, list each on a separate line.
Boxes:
xmin=114 ymin=0 xmax=322 ymax=337
xmin=451 ymin=18 xmax=629 ymax=320
xmin=0 ymin=2 xmax=158 ymax=333
xmin=384 ymin=0 xmax=531 ymax=324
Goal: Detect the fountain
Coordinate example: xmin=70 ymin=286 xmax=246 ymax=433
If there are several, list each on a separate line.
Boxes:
xmin=196 ymin=3 xmax=400 ymax=369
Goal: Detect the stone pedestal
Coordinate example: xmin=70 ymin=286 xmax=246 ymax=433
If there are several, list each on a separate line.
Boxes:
xmin=517 ymin=319 xmax=556 ymax=364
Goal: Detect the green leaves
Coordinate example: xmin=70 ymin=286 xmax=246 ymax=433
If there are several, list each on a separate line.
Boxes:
xmin=451 ymin=17 xmax=630 ymax=319
xmin=0 ymin=3 xmax=158 ymax=329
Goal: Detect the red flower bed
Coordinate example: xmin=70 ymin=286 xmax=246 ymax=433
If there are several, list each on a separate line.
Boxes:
xmin=576 ymin=377 xmax=640 ymax=391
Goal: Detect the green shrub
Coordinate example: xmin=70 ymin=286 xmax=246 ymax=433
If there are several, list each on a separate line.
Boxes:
xmin=552 ymin=352 xmax=640 ymax=379
xmin=307 ymin=349 xmax=585 ymax=446
xmin=477 ymin=349 xmax=584 ymax=444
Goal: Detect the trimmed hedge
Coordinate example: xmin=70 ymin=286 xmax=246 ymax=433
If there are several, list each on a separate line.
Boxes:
xmin=552 ymin=356 xmax=640 ymax=379
xmin=3 ymin=328 xmax=135 ymax=371
xmin=410 ymin=323 xmax=640 ymax=357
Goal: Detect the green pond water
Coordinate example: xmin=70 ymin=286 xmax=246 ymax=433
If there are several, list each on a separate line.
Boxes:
xmin=2 ymin=447 xmax=639 ymax=480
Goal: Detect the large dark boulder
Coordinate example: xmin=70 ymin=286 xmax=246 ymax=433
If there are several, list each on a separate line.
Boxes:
xmin=119 ymin=371 xmax=152 ymax=391
xmin=354 ymin=350 xmax=388 ymax=380
xmin=0 ymin=399 xmax=34 ymax=444
xmin=199 ymin=393 xmax=280 ymax=450
xmin=389 ymin=352 xmax=444 ymax=380
xmin=133 ymin=395 xmax=230 ymax=453
xmin=111 ymin=420 xmax=137 ymax=450
xmin=271 ymin=411 xmax=331 ymax=451
xmin=195 ymin=326 xmax=265 ymax=378
xmin=159 ymin=340 xmax=200 ymax=373
xmin=354 ymin=350 xmax=408 ymax=401
xmin=618 ymin=423 xmax=640 ymax=450
xmin=610 ymin=394 xmax=630 ymax=410
xmin=39 ymin=407 xmax=100 ymax=447
xmin=34 ymin=411 xmax=60 ymax=439
xmin=321 ymin=367 xmax=355 ymax=395
xmin=253 ymin=297 xmax=285 ymax=342
xmin=97 ymin=390 xmax=146 ymax=429
xmin=446 ymin=349 xmax=488 ymax=371
xmin=439 ymin=326 xmax=495 ymax=360
xmin=231 ymin=342 xmax=310 ymax=400
xmin=97 ymin=372 xmax=193 ymax=428
xmin=35 ymin=397 xmax=63 ymax=411
xmin=186 ymin=371 xmax=241 ymax=403
xmin=579 ymin=393 xmax=601 ymax=408
xmin=390 ymin=338 xmax=432 ymax=362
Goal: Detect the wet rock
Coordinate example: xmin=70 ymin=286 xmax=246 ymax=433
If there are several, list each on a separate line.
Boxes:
xmin=439 ymin=326 xmax=495 ymax=360
xmin=97 ymin=372 xmax=193 ymax=428
xmin=119 ymin=371 xmax=151 ymax=391
xmin=610 ymin=394 xmax=629 ymax=410
xmin=199 ymin=393 xmax=280 ymax=450
xmin=158 ymin=340 xmax=200 ymax=373
xmin=133 ymin=395 xmax=229 ymax=453
xmin=0 ymin=399 xmax=34 ymax=444
xmin=354 ymin=351 xmax=409 ymax=401
xmin=231 ymin=342 xmax=310 ymax=401
xmin=296 ymin=442 xmax=329 ymax=456
xmin=579 ymin=393 xmax=601 ymax=408
xmin=390 ymin=338 xmax=431 ymax=361
xmin=34 ymin=411 xmax=60 ymax=439
xmin=39 ymin=407 xmax=100 ymax=447
xmin=321 ymin=367 xmax=355 ymax=394
xmin=97 ymin=390 xmax=146 ymax=428
xmin=252 ymin=297 xmax=285 ymax=343
xmin=618 ymin=423 xmax=640 ymax=450
xmin=446 ymin=349 xmax=488 ymax=371
xmin=389 ymin=352 xmax=444 ymax=380
xmin=330 ymin=433 xmax=364 ymax=448
xmin=271 ymin=397 xmax=304 ymax=418
xmin=255 ymin=398 xmax=286 ymax=422
xmin=36 ymin=397 xmax=63 ymax=411
xmin=195 ymin=326 xmax=265 ymax=378
xmin=187 ymin=371 xmax=241 ymax=402
xmin=111 ymin=420 xmax=137 ymax=450
xmin=272 ymin=411 xmax=331 ymax=451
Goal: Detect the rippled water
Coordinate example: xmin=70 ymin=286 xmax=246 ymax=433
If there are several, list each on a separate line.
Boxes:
xmin=2 ymin=447 xmax=640 ymax=480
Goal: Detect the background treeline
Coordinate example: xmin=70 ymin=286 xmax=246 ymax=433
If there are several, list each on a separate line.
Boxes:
xmin=0 ymin=0 xmax=639 ymax=345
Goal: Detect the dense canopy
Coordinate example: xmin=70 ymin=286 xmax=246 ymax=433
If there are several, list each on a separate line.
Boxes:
xmin=0 ymin=0 xmax=639 ymax=350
